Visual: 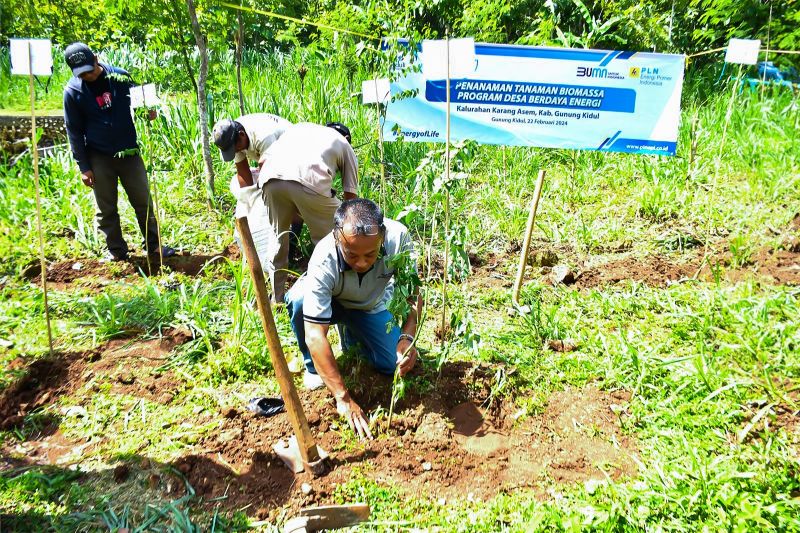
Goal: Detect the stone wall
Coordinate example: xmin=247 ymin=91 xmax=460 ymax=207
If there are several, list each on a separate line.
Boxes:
xmin=0 ymin=114 xmax=66 ymax=155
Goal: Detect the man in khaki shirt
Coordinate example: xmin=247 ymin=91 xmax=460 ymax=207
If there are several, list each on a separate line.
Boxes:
xmin=212 ymin=113 xmax=291 ymax=189
xmin=212 ymin=113 xmax=294 ymax=273
xmin=258 ymin=122 xmax=358 ymax=303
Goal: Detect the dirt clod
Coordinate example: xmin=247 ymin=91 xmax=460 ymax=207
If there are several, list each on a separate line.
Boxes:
xmin=414 ymin=413 xmax=452 ymax=443
xmin=784 ymin=236 xmax=800 ymax=253
xmin=551 ymin=264 xmax=576 ymax=285
xmin=1 ymin=415 xmax=24 ymax=430
xmin=529 ymin=250 xmax=559 ymax=267
xmin=547 ymin=339 xmax=579 ymax=352
xmin=117 ymin=373 xmax=136 ymax=385
xmin=113 ymin=464 xmax=130 ymax=483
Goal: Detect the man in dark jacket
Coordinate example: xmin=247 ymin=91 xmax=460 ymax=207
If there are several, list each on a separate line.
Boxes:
xmin=63 ymin=42 xmax=174 ymax=261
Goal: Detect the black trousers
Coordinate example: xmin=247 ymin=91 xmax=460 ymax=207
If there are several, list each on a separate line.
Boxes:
xmin=88 ymin=150 xmax=159 ymax=257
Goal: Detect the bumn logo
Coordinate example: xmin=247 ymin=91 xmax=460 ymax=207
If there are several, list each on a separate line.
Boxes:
xmin=629 ymin=67 xmax=641 ymax=78
xmin=577 ymin=66 xmax=607 ymax=78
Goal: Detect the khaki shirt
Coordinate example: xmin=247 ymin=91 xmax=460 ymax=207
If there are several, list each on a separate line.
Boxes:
xmin=233 ymin=113 xmax=291 ymax=165
xmin=258 ymin=122 xmax=358 ymax=197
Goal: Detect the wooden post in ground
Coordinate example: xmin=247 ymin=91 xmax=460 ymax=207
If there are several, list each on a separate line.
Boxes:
xmin=511 ymin=169 xmax=547 ymax=308
xmin=236 ymin=216 xmax=320 ymax=468
xmin=28 ymin=42 xmax=53 ymax=355
xmin=440 ymin=31 xmax=451 ymax=343
xmin=368 ymin=77 xmax=387 ymax=210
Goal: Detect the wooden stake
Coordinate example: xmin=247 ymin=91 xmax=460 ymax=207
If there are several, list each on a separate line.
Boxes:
xmin=140 ymin=76 xmax=164 ymax=269
xmin=512 ymin=169 xmax=547 ymax=307
xmin=761 ymin=0 xmax=773 ymax=101
xmin=373 ymin=77 xmax=386 ymax=210
xmin=440 ymin=32 xmax=451 ymax=343
xmin=236 ymin=217 xmax=320 ymax=466
xmin=236 ymin=9 xmax=245 ymax=115
xmin=29 ymin=42 xmax=53 ymax=355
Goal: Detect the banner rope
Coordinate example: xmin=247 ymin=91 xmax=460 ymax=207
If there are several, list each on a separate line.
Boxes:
xmin=687 ymin=47 xmax=800 ymax=59
xmin=216 ymin=7 xmax=800 ymax=61
xmin=219 ymin=2 xmax=377 ymax=40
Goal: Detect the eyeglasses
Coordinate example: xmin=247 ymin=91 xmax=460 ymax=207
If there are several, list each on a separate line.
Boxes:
xmin=335 ymin=223 xmax=384 ymax=237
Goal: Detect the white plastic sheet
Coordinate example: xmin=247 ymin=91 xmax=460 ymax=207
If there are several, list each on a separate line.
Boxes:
xmin=230 ymin=170 xmax=279 ymax=272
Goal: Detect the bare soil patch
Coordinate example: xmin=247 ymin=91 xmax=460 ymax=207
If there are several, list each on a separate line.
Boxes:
xmin=24 ymin=248 xmax=237 ymax=286
xmin=575 ymin=254 xmax=701 ymax=289
xmin=170 ymin=364 xmax=636 ymax=518
xmin=543 ymin=244 xmax=800 ymax=290
xmin=473 ymin=218 xmax=800 ymax=291
xmin=3 ymin=271 xmax=638 ymax=520
xmin=0 ymin=328 xmax=191 ymax=434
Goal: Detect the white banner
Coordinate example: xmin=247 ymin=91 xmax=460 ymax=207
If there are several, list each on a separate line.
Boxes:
xmin=384 ymin=41 xmax=686 ymax=156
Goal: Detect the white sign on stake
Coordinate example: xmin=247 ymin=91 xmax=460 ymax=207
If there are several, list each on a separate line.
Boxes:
xmin=130 ymin=83 xmax=161 ymax=108
xmin=725 ymin=38 xmax=761 ymax=65
xmin=421 ymin=38 xmax=476 ymax=79
xmin=10 ymin=39 xmax=53 ymax=76
xmin=361 ymin=78 xmax=391 ymax=104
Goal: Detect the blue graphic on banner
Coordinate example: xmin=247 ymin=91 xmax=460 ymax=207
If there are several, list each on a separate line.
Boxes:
xmin=383 ymin=41 xmax=685 ymax=156
xmin=425 ymin=79 xmax=636 ymax=113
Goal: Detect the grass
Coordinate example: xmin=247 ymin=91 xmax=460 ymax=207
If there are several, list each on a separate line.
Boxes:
xmin=1 ymin=44 xmax=799 ymax=530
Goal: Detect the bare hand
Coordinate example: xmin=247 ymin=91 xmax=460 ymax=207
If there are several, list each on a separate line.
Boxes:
xmin=81 ymin=170 xmax=94 ymax=188
xmin=336 ymin=394 xmax=373 ymax=440
xmin=396 ymin=338 xmax=417 ymax=376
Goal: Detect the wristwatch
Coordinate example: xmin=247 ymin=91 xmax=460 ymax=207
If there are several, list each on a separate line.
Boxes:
xmin=398 ymin=333 xmax=415 ymax=344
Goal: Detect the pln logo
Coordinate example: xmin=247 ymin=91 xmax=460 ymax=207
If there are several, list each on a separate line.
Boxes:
xmin=577 ymin=66 xmax=608 ymax=78
xmin=630 ymin=66 xmax=660 ymax=78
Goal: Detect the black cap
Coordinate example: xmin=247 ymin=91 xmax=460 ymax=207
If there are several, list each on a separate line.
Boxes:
xmin=64 ymin=42 xmax=96 ymax=77
xmin=326 ymin=122 xmax=351 ymax=142
xmin=212 ymin=119 xmax=241 ymax=162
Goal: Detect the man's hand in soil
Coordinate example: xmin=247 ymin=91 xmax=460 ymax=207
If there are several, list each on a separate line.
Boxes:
xmin=336 ymin=393 xmax=373 ymax=440
xmin=396 ymin=337 xmax=417 ymax=377
xmin=81 ymin=170 xmax=95 ymax=188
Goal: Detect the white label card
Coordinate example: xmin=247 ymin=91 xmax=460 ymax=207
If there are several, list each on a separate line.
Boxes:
xmin=10 ymin=39 xmax=53 ymax=76
xmin=361 ymin=78 xmax=391 ymax=104
xmin=725 ymin=39 xmax=761 ymax=65
xmin=422 ymin=38 xmax=476 ymax=79
xmin=129 ymin=84 xmax=160 ymax=108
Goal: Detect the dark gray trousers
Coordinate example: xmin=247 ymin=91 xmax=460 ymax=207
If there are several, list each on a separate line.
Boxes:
xmin=88 ymin=150 xmax=159 ymax=257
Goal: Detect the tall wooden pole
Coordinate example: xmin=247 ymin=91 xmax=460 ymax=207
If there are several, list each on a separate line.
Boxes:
xmin=373 ymin=77 xmax=386 ymax=210
xmin=512 ymin=170 xmax=547 ymax=307
xmin=440 ymin=32 xmax=451 ymax=343
xmin=235 ymin=217 xmax=320 ymax=466
xmin=236 ymin=10 xmax=245 ymax=115
xmin=29 ymin=42 xmax=53 ymax=355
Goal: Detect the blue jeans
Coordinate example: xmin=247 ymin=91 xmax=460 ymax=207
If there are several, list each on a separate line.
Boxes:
xmin=286 ymin=286 xmax=400 ymax=376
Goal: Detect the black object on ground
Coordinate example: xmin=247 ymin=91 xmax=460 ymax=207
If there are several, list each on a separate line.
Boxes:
xmin=247 ymin=397 xmax=286 ymax=417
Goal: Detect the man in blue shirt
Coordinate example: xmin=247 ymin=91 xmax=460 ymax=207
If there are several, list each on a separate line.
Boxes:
xmin=63 ymin=42 xmax=175 ymax=261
